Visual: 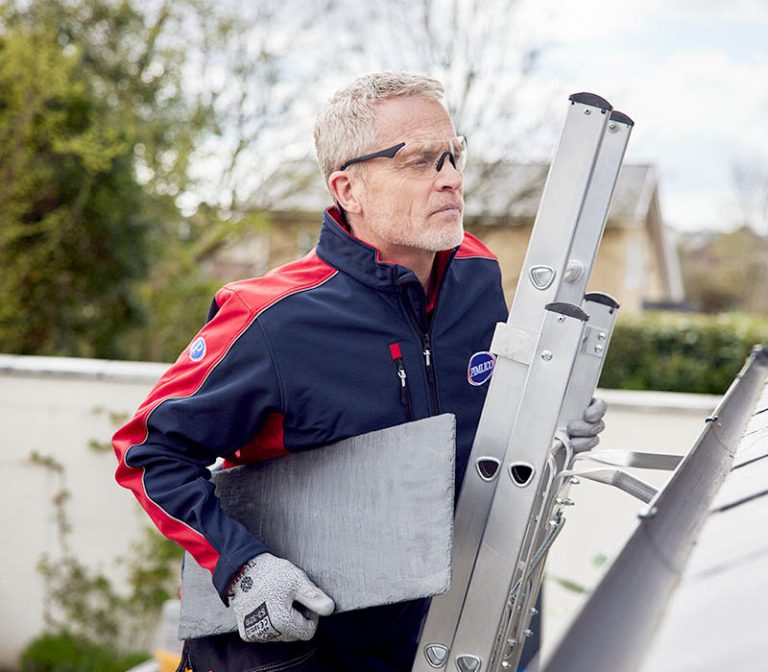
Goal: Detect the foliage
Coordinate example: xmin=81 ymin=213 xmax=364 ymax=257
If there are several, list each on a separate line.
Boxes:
xmin=127 ymin=205 xmax=272 ymax=362
xmin=0 ymin=0 xmax=203 ymax=359
xmin=23 ymin=449 xmax=183 ymax=661
xmin=20 ymin=632 xmax=148 ymax=672
xmin=600 ymin=311 xmax=768 ymax=394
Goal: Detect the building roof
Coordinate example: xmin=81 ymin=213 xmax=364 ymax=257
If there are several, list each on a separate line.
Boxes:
xmin=543 ymin=346 xmax=768 ymax=672
xmin=257 ymin=160 xmax=659 ymax=227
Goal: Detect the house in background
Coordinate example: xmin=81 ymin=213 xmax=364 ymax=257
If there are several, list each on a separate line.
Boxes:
xmin=208 ymin=162 xmax=685 ymax=313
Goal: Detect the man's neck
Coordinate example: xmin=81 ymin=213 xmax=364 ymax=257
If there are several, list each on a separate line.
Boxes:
xmin=379 ymin=245 xmax=436 ymax=290
xmin=346 ymin=219 xmax=436 ymax=290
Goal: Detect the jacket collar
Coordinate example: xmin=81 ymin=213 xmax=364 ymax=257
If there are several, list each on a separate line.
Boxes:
xmin=315 ymin=206 xmax=433 ymax=291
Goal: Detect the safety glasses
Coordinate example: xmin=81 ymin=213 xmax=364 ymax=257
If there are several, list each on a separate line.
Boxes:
xmin=340 ymin=135 xmax=467 ymax=177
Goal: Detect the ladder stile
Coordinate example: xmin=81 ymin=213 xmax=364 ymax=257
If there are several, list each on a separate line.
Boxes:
xmin=496 ymin=293 xmax=621 ymax=671
xmin=556 ymin=111 xmax=634 ymax=307
xmin=507 ymin=93 xmax=612 ymax=330
xmin=449 ymin=303 xmax=589 ymax=672
xmin=413 ymin=93 xmax=628 ymax=672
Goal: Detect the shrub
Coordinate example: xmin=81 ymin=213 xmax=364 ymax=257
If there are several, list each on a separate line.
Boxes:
xmin=599 ymin=312 xmax=768 ymax=394
xmin=20 ymin=632 xmax=148 ymax=672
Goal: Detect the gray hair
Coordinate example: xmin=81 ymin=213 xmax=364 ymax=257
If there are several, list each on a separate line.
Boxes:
xmin=314 ymin=71 xmax=446 ymax=187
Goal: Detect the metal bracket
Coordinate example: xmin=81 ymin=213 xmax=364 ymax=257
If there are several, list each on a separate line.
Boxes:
xmin=574 ymin=449 xmax=682 ymax=471
xmin=490 ymin=323 xmax=538 ymax=366
xmin=582 ymin=324 xmax=609 ymax=358
xmin=560 ymin=467 xmax=658 ymax=503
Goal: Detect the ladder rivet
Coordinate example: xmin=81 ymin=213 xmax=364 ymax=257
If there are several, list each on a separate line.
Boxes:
xmin=530 ymin=607 xmax=539 ymax=616
xmin=584 ymin=109 xmax=592 ymax=115
xmin=556 ymin=315 xmax=566 ymax=323
xmin=571 ymin=476 xmax=581 ymax=485
xmin=541 ymin=350 xmax=553 ymax=361
xmin=597 ymin=331 xmax=607 ymax=341
xmin=594 ymin=344 xmax=604 ymax=354
xmin=524 ymin=629 xmax=534 ymax=638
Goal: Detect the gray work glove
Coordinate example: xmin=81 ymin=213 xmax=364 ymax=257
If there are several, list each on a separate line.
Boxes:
xmin=228 ymin=553 xmax=335 ymax=643
xmin=566 ymin=397 xmax=607 ymax=452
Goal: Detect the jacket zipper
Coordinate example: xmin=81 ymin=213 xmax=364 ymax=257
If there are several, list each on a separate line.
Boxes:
xmin=389 ymin=343 xmax=414 ymax=421
xmin=421 ymin=333 xmax=439 ymax=415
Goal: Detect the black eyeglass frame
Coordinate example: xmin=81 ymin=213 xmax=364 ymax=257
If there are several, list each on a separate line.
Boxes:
xmin=339 ymin=136 xmax=466 ymax=173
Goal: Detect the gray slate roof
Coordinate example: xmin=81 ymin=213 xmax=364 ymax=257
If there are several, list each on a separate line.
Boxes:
xmin=543 ymin=347 xmax=768 ymax=672
xmin=638 ymin=376 xmax=768 ymax=672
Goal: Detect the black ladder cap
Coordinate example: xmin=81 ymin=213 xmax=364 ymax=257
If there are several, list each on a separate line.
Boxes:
xmin=584 ymin=292 xmax=620 ymax=310
xmin=569 ymin=92 xmax=612 ymax=111
xmin=545 ymin=302 xmax=589 ymax=321
xmin=610 ymin=110 xmax=635 ymax=126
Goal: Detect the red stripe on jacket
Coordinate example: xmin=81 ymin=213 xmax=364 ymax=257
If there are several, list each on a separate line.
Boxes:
xmin=455 ymin=231 xmax=498 ymax=260
xmin=113 ymin=250 xmax=337 ymax=573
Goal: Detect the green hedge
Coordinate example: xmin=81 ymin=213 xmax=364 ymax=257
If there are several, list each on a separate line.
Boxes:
xmin=599 ymin=312 xmax=768 ymax=394
xmin=20 ymin=633 xmax=148 ymax=672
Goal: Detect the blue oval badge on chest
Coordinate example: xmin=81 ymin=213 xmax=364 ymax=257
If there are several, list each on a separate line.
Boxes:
xmin=467 ymin=351 xmax=496 ymax=386
xmin=189 ymin=336 xmax=207 ymax=362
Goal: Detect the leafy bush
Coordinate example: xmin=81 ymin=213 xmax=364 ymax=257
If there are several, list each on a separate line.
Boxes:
xmin=599 ymin=312 xmax=768 ymax=394
xmin=20 ymin=632 xmax=148 ymax=672
xmin=21 ymin=450 xmax=184 ymax=671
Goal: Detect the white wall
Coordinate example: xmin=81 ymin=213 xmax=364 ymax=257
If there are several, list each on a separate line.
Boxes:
xmin=0 ymin=355 xmax=720 ymax=669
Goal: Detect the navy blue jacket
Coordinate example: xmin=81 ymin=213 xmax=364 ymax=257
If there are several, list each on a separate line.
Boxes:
xmin=114 ymin=207 xmax=508 ymax=600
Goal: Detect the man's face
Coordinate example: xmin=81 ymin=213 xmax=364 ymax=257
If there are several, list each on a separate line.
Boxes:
xmin=352 ymin=97 xmax=464 ymax=253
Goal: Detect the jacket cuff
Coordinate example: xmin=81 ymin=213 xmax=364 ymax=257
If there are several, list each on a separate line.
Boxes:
xmin=212 ymin=541 xmax=269 ymax=604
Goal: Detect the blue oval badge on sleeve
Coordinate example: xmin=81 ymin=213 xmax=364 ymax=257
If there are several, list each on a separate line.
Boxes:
xmin=467 ymin=351 xmax=496 ymax=386
xmin=189 ymin=336 xmax=207 ymax=362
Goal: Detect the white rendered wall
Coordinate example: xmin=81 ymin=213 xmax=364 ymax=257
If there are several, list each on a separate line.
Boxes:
xmin=0 ymin=355 xmax=719 ymax=669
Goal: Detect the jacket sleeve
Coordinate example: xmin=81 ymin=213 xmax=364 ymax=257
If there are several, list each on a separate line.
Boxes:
xmin=113 ymin=286 xmax=284 ymax=600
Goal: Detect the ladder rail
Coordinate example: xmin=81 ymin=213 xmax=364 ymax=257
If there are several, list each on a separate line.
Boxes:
xmin=415 ymin=92 xmax=614 ymax=672
xmin=493 ymin=295 xmax=621 ymax=672
xmin=448 ymin=303 xmax=590 ymax=672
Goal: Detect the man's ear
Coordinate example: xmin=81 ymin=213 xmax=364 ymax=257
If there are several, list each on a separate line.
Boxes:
xmin=328 ymin=171 xmax=363 ymax=215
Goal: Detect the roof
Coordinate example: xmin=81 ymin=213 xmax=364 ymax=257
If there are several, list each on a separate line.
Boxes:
xmin=638 ymin=367 xmax=768 ymax=671
xmin=542 ymin=346 xmax=768 ymax=672
xmin=256 ymin=160 xmax=659 ymax=226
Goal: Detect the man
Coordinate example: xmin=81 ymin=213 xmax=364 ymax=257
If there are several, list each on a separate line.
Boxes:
xmin=113 ymin=72 xmax=605 ymax=672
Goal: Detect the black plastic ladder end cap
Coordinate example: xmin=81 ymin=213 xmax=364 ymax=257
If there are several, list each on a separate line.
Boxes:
xmin=545 ymin=302 xmax=589 ymax=321
xmin=569 ymin=92 xmax=612 ymax=112
xmin=584 ymin=292 xmax=621 ymax=310
xmin=610 ymin=110 xmax=635 ymax=126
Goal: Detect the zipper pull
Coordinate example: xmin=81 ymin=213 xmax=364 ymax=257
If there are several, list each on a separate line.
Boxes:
xmin=422 ymin=335 xmax=432 ymax=368
xmin=389 ymin=342 xmax=413 ymax=420
xmin=397 ymin=362 xmax=407 ymax=387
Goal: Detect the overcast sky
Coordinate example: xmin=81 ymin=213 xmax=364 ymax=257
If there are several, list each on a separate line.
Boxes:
xmin=514 ymin=0 xmax=768 ymax=232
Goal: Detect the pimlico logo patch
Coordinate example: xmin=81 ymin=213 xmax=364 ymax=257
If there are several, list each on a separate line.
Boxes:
xmin=189 ymin=336 xmax=207 ymax=362
xmin=467 ymin=351 xmax=496 ymax=386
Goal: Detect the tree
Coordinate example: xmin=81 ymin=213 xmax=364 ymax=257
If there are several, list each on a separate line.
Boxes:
xmin=0 ymin=0 xmax=201 ymax=358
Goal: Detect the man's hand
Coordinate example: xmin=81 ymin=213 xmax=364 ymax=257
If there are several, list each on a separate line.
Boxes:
xmin=228 ymin=553 xmax=335 ymax=643
xmin=566 ymin=397 xmax=607 ymax=452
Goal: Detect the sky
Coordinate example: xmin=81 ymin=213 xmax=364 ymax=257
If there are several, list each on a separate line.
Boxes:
xmin=513 ymin=0 xmax=768 ymax=232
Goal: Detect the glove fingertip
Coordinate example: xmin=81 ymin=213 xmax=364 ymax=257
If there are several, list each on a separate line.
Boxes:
xmin=585 ymin=397 xmax=608 ymax=422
